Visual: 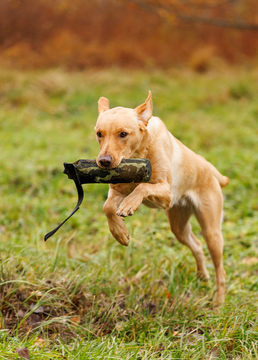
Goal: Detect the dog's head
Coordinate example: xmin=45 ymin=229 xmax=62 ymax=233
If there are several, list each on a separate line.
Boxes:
xmin=95 ymin=91 xmax=153 ymax=169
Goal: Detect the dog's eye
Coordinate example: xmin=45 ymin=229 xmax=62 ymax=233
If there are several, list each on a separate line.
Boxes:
xmin=97 ymin=132 xmax=102 ymax=138
xmin=119 ymin=132 xmax=128 ymax=138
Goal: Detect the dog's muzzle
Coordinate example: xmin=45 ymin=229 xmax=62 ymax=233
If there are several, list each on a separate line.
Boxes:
xmin=98 ymin=154 xmax=113 ymax=168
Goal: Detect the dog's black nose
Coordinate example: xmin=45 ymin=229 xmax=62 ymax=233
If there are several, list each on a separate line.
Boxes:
xmin=99 ymin=155 xmax=113 ymax=167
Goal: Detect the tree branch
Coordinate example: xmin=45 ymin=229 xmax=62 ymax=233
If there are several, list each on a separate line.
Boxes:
xmin=126 ymin=0 xmax=258 ymax=31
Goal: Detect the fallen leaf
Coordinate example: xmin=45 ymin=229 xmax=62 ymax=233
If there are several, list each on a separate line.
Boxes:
xmin=27 ymin=313 xmax=41 ymax=326
xmin=34 ymin=337 xmax=46 ymax=347
xmin=165 ymin=289 xmax=171 ymax=299
xmin=30 ymin=304 xmax=44 ymax=313
xmin=17 ymin=310 xmax=24 ymax=317
xmin=15 ymin=347 xmax=30 ymax=359
xmin=71 ymin=316 xmax=80 ymax=324
xmin=172 ymin=330 xmax=182 ymax=336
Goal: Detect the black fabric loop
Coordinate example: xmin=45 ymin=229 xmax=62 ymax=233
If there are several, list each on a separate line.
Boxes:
xmin=44 ymin=180 xmax=84 ymax=241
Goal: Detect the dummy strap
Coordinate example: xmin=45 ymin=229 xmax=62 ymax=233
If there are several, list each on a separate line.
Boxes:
xmin=44 ymin=180 xmax=84 ymax=241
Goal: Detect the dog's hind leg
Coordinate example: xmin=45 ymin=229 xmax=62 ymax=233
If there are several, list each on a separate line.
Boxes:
xmin=194 ymin=188 xmax=226 ymax=306
xmin=165 ymin=205 xmax=210 ymax=280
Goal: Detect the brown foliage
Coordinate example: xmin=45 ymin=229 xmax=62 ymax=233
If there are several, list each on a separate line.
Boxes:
xmin=0 ymin=0 xmax=257 ymax=69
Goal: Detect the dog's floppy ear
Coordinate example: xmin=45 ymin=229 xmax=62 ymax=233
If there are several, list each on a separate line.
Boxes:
xmin=134 ymin=91 xmax=153 ymax=127
xmin=98 ymin=97 xmax=109 ymax=114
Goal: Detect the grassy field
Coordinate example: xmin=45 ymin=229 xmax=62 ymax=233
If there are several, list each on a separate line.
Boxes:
xmin=0 ymin=66 xmax=258 ymax=359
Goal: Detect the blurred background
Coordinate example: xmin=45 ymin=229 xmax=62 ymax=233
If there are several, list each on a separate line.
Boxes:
xmin=0 ymin=0 xmax=258 ymax=71
xmin=1 ymin=1 xmax=258 ymax=354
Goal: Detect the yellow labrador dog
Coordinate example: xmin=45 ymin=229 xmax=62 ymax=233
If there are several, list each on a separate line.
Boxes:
xmin=95 ymin=92 xmax=229 ymax=305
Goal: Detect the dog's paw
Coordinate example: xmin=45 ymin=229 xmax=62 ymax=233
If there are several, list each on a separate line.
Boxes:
xmin=116 ymin=207 xmax=134 ymax=217
xmin=109 ymin=218 xmax=130 ymax=246
xmin=116 ymin=195 xmax=142 ymax=218
xmin=111 ymin=226 xmax=130 ymax=246
xmin=212 ymin=290 xmax=225 ymax=307
xmin=115 ymin=232 xmax=130 ymax=246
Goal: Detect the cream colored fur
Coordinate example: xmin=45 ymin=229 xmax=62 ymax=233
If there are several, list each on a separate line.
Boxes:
xmin=95 ymin=91 xmax=229 ymax=306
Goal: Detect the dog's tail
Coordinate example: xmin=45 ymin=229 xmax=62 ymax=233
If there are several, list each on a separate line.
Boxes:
xmin=197 ymin=154 xmax=229 ymax=188
xmin=210 ymin=163 xmax=229 ymax=188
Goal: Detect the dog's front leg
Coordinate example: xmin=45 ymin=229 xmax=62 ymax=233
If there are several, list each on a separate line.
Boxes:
xmin=117 ymin=182 xmax=172 ymax=217
xmin=103 ymin=187 xmax=131 ymax=246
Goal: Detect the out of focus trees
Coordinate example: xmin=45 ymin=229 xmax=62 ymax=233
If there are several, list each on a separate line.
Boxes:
xmin=0 ymin=0 xmax=257 ymax=69
xmin=130 ymin=0 xmax=258 ymax=30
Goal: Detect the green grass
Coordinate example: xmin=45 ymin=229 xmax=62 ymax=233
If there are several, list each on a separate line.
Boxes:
xmin=0 ymin=66 xmax=258 ymax=359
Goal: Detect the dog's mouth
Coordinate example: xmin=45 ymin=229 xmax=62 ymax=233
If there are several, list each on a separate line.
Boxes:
xmin=98 ymin=163 xmax=115 ymax=170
